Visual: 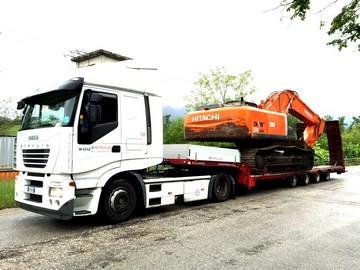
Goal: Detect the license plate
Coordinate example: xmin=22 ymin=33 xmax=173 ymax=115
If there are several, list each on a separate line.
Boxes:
xmin=26 ymin=186 xmax=36 ymax=194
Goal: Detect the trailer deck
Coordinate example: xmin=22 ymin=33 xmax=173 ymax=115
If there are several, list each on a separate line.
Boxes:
xmin=163 ymin=121 xmax=346 ymax=190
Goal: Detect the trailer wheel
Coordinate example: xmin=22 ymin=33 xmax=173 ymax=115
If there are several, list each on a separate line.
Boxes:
xmin=312 ymin=172 xmax=321 ymax=183
xmin=212 ymin=173 xmax=231 ymax=202
xmin=302 ymin=173 xmax=310 ymax=186
xmin=321 ymin=171 xmax=330 ymax=181
xmin=100 ymin=179 xmax=137 ymax=223
xmin=289 ymin=175 xmax=298 ymax=188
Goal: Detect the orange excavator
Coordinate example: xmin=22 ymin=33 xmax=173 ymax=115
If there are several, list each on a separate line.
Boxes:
xmin=184 ymin=90 xmax=325 ymax=174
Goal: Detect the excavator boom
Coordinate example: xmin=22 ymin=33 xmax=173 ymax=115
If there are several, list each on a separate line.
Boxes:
xmin=259 ymin=90 xmax=325 ymax=147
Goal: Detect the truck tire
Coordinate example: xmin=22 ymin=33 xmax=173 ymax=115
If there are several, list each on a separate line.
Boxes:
xmin=289 ymin=175 xmax=298 ymax=188
xmin=311 ymin=172 xmax=321 ymax=183
xmin=321 ymin=171 xmax=330 ymax=181
xmin=301 ymin=173 xmax=310 ymax=186
xmin=100 ymin=179 xmax=137 ymax=223
xmin=212 ymin=173 xmax=231 ymax=202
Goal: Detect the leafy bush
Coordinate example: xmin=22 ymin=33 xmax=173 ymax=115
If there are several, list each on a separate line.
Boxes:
xmin=0 ymin=179 xmax=16 ymax=209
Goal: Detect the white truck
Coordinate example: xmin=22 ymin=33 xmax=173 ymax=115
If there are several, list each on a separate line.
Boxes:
xmin=13 ymin=66 xmax=345 ymax=223
xmin=13 ymin=68 xmax=244 ymax=222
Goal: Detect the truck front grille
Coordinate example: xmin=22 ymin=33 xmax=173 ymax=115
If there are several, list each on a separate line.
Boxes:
xmin=13 ymin=137 xmax=17 ymax=168
xmin=22 ymin=149 xmax=50 ymax=168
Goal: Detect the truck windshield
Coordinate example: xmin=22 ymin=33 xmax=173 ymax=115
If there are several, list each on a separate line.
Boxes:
xmin=21 ymin=90 xmax=79 ymax=130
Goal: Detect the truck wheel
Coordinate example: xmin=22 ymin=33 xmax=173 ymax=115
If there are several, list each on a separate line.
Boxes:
xmin=312 ymin=172 xmax=321 ymax=183
xmin=321 ymin=171 xmax=330 ymax=181
xmin=302 ymin=173 xmax=310 ymax=186
xmin=212 ymin=173 xmax=231 ymax=202
xmin=100 ymin=179 xmax=137 ymax=223
xmin=289 ymin=175 xmax=297 ymax=188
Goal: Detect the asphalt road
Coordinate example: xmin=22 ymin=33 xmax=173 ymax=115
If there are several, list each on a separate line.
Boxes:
xmin=1 ymin=166 xmax=360 ymax=270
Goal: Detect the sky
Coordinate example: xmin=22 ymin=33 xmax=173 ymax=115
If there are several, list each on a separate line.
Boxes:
xmin=0 ymin=0 xmax=359 ymax=118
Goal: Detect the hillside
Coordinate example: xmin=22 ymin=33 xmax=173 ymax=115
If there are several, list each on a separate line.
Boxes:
xmin=162 ymin=106 xmax=186 ymax=119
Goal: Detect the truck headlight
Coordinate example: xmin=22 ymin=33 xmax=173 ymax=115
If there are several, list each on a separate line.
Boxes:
xmin=49 ymin=187 xmax=63 ymax=198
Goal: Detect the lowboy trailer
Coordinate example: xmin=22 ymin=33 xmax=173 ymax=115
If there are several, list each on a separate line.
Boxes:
xmin=13 ymin=71 xmax=345 ymax=223
xmin=160 ymin=120 xmax=345 ymax=195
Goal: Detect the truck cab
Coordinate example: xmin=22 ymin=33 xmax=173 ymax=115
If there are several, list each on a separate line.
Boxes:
xmin=14 ymin=75 xmax=163 ymax=221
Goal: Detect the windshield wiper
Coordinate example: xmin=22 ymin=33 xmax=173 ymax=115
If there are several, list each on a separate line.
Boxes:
xmin=38 ymin=123 xmax=55 ymax=128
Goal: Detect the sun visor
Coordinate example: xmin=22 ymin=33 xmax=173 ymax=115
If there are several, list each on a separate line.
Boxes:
xmin=18 ymin=77 xmax=84 ymax=107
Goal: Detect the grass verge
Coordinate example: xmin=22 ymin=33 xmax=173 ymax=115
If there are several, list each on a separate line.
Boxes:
xmin=0 ymin=179 xmax=17 ymax=209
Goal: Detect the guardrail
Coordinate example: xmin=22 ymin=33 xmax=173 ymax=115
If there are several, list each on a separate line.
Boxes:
xmin=315 ymin=158 xmax=360 ymax=167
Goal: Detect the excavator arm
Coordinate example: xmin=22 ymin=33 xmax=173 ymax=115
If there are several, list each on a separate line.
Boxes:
xmin=258 ymin=90 xmax=325 ymax=147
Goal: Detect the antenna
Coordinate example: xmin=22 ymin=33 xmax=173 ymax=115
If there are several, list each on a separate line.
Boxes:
xmin=63 ymin=49 xmax=88 ymax=58
xmin=127 ymin=66 xmax=157 ymax=71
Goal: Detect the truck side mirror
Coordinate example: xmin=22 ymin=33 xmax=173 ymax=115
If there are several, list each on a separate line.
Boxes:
xmin=89 ymin=104 xmax=102 ymax=123
xmin=17 ymin=101 xmax=25 ymax=110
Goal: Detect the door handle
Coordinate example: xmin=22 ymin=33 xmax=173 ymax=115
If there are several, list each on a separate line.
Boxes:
xmin=112 ymin=145 xmax=121 ymax=153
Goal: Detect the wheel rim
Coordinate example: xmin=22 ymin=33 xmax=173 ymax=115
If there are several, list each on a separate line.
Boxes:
xmin=215 ymin=178 xmax=228 ymax=197
xmin=304 ymin=173 xmax=310 ymax=185
xmin=290 ymin=176 xmax=297 ymax=187
xmin=109 ymin=188 xmax=130 ymax=214
xmin=213 ymin=173 xmax=231 ymax=202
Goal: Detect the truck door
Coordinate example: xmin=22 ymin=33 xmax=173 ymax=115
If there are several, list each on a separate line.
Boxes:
xmin=73 ymin=89 xmax=121 ymax=174
xmin=120 ymin=93 xmax=148 ymax=161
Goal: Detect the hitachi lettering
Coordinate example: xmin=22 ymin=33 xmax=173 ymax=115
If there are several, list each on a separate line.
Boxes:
xmin=192 ymin=114 xmax=220 ymax=122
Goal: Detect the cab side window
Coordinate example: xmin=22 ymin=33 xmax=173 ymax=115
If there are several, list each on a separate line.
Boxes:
xmin=78 ymin=90 xmax=118 ymax=144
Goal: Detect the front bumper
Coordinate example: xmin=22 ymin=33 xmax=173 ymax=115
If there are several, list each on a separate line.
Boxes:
xmin=18 ymin=199 xmax=74 ymax=220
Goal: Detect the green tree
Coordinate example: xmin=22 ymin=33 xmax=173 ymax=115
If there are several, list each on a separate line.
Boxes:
xmin=314 ymin=115 xmax=352 ymax=160
xmin=0 ymin=99 xmax=20 ymax=135
xmin=342 ymin=116 xmax=360 ymax=158
xmin=279 ymin=0 xmax=360 ymax=51
xmin=313 ymin=142 xmax=330 ymax=161
xmin=348 ymin=115 xmax=360 ymax=130
xmin=337 ymin=116 xmax=348 ymax=132
xmin=184 ymin=67 xmax=257 ymax=111
xmin=287 ymin=115 xmax=300 ymax=130
xmin=324 ymin=115 xmax=333 ymax=121
xmin=163 ymin=115 xmax=186 ymax=144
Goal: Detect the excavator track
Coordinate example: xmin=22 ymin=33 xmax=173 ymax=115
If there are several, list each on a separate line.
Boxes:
xmin=241 ymin=145 xmax=314 ymax=175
